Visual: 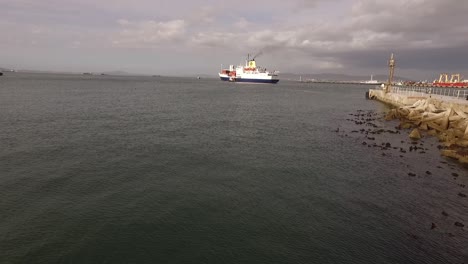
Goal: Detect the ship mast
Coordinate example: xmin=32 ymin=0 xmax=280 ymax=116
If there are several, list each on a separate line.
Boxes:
xmin=386 ymin=53 xmax=395 ymax=93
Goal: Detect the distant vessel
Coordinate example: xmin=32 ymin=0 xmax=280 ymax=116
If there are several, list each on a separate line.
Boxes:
xmin=219 ymin=54 xmax=279 ymax=83
xmin=0 ymin=72 xmax=3 ymax=76
xmin=432 ymin=73 xmax=468 ymax=87
xmin=361 ymin=75 xmax=381 ymax=85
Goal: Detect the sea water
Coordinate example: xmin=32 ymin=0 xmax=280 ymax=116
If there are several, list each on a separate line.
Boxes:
xmin=0 ymin=73 xmax=467 ymax=263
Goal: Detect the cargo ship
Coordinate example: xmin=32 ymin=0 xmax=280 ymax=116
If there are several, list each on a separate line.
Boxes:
xmin=432 ymin=73 xmax=468 ymax=87
xmin=219 ymin=54 xmax=279 ymax=83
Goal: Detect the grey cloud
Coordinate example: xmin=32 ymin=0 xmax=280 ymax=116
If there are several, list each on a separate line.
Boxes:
xmin=112 ymin=19 xmax=186 ymax=47
xmin=348 ymin=0 xmax=468 ymax=45
xmin=1 ymin=0 xmax=468 ymax=78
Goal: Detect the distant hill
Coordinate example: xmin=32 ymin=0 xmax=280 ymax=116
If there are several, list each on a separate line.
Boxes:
xmin=0 ymin=67 xmax=139 ymax=76
xmin=281 ymin=73 xmax=413 ymax=82
xmin=100 ymin=70 xmax=132 ymax=75
xmin=0 ymin=67 xmax=15 ymax=72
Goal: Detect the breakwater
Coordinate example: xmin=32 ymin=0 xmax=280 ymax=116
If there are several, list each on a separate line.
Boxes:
xmin=368 ymin=87 xmax=468 ymax=163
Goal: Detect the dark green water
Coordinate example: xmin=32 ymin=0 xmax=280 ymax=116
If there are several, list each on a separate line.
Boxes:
xmin=0 ymin=73 xmax=467 ymax=263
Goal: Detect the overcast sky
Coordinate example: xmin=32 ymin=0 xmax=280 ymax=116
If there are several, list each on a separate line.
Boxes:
xmin=1 ymin=0 xmax=468 ymax=79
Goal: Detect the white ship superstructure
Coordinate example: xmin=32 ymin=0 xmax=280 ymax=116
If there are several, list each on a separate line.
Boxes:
xmin=219 ymin=55 xmax=279 ymax=84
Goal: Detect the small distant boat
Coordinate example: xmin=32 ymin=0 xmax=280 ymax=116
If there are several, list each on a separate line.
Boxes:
xmin=0 ymin=72 xmax=3 ymax=76
xmin=219 ymin=54 xmax=279 ymax=84
xmin=360 ymin=75 xmax=381 ymax=85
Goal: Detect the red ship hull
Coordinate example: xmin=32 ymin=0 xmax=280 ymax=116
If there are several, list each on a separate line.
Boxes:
xmin=432 ymin=82 xmax=468 ymax=87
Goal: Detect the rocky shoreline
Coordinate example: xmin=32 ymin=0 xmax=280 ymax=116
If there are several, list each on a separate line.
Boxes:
xmin=337 ymin=108 xmax=466 ymax=240
xmin=384 ymin=98 xmax=468 ymax=164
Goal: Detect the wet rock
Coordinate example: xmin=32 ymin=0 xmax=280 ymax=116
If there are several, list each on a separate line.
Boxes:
xmin=425 ymin=171 xmax=432 ymax=175
xmin=447 ymin=233 xmax=455 ymax=237
xmin=442 ymin=211 xmax=449 ymax=217
xmin=385 ymin=142 xmax=391 ymax=148
xmin=454 ymin=222 xmax=464 ymax=228
xmin=408 ymin=172 xmax=416 ymax=177
xmin=409 ymin=128 xmax=422 ymax=140
xmin=362 ymin=142 xmax=367 ymax=146
xmin=431 ymin=223 xmax=437 ymax=230
xmin=407 ymin=233 xmax=419 ymax=240
xmin=419 ymin=122 xmax=428 ymax=130
xmin=401 ymin=123 xmax=413 ymax=129
xmin=458 ymin=193 xmax=467 ymax=198
xmin=452 ymin=172 xmax=459 ymax=177
xmin=427 ymin=130 xmax=438 ymax=136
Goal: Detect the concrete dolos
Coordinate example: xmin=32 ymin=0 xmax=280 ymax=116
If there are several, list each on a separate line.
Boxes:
xmin=369 ymin=89 xmax=468 ymax=163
